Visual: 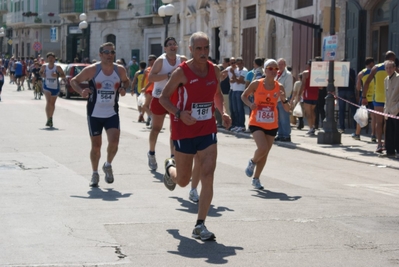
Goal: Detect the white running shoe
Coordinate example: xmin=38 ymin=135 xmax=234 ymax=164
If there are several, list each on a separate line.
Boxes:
xmin=147 ymin=152 xmax=157 ymax=171
xmin=252 ymin=178 xmax=264 ymax=190
xmin=90 ymin=173 xmax=99 ymax=187
xmin=102 ymin=163 xmax=114 ymax=184
xmin=192 ymin=223 xmax=215 ymax=241
xmin=245 ymin=159 xmax=256 ymax=177
xmin=189 ymin=188 xmax=199 ymax=202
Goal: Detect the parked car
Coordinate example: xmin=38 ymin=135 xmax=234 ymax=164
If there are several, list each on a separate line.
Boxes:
xmin=58 ymin=63 xmax=89 ymax=99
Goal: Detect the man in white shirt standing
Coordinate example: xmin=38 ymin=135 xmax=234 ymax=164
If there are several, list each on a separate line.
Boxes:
xmin=229 ymin=57 xmax=248 ymax=132
xmin=275 ymin=58 xmax=293 ymax=142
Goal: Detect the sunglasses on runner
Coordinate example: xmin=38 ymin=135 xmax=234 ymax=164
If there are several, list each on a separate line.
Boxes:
xmin=101 ymin=50 xmax=116 ymax=55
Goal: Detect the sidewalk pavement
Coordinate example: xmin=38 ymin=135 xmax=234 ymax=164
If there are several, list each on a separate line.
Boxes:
xmin=219 ymin=125 xmax=399 ymax=170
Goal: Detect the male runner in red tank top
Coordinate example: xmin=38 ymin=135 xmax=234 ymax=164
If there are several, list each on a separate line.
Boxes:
xmin=159 ymin=31 xmax=231 ymax=241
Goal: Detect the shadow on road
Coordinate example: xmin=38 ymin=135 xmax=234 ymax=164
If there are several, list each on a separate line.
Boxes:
xmin=170 ymin=196 xmax=234 ymax=217
xmin=70 ymin=187 xmax=132 ymax=201
xmin=151 ymin=170 xmax=164 ymax=182
xmin=252 ymin=189 xmax=301 ymax=201
xmin=167 ymin=229 xmax=243 ymax=264
xmin=40 ymin=127 xmax=60 ymax=131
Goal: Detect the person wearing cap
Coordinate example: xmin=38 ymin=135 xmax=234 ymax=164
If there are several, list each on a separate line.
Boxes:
xmin=241 ymin=59 xmax=290 ymax=190
xmin=146 ymin=37 xmax=187 ymax=171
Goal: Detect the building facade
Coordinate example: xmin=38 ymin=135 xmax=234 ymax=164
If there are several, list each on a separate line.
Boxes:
xmin=1 ymin=0 xmax=62 ymax=58
xmin=1 ymin=0 xmax=398 ymax=79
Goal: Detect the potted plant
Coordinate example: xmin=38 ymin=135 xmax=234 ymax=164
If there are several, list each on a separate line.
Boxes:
xmin=48 ymin=12 xmax=54 ymax=17
xmin=34 ymin=17 xmax=42 ymax=23
xmin=31 ymin=12 xmax=38 ymax=16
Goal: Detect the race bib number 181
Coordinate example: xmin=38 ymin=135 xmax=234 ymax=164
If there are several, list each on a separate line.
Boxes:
xmin=191 ymin=102 xmax=212 ymax=121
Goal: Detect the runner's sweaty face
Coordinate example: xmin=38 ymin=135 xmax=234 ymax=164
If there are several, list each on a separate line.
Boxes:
xmin=190 ymin=37 xmax=209 ymax=62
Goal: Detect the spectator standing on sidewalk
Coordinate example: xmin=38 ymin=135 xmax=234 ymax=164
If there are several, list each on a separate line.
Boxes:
xmin=70 ymin=42 xmax=129 ymax=187
xmin=337 ymin=60 xmax=357 ymax=133
xmin=242 ymin=59 xmax=290 ymax=189
xmin=275 ymin=58 xmax=293 ymax=142
xmin=220 ymin=58 xmax=231 ymax=116
xmin=352 ymin=57 xmax=376 ymax=141
xmin=382 ymin=60 xmax=399 ymax=158
xmin=297 ymin=59 xmax=322 ymax=136
xmin=230 ymin=57 xmax=248 ymax=132
xmin=362 ymin=51 xmax=397 ymax=153
xmin=159 ymin=31 xmax=231 ymax=241
xmin=221 ymin=58 xmax=237 ymax=129
xmin=290 ymin=72 xmax=304 ymax=130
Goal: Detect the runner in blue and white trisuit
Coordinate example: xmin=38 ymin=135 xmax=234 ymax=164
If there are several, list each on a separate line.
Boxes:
xmin=70 ymin=42 xmax=130 ymax=187
xmin=39 ymin=52 xmax=65 ymax=127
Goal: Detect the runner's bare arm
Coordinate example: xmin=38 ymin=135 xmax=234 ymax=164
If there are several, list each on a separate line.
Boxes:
xmin=148 ymin=58 xmax=168 ymax=83
xmin=70 ymin=65 xmax=96 ymax=98
xmin=241 ymin=80 xmax=259 ymax=110
xmin=117 ymin=65 xmax=129 ymax=96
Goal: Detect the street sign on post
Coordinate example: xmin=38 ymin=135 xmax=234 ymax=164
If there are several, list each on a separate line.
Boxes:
xmin=50 ymin=27 xmax=58 ymax=43
xmin=33 ymin=42 xmax=42 ymax=52
xmin=322 ymin=35 xmax=338 ymax=61
xmin=310 ymin=61 xmax=350 ymax=87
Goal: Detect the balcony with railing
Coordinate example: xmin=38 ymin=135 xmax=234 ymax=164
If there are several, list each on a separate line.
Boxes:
xmin=24 ymin=13 xmax=62 ymax=28
xmin=6 ymin=12 xmax=25 ymax=27
xmin=129 ymin=0 xmax=162 ymax=17
xmin=59 ymin=0 xmax=84 ymax=20
xmin=89 ymin=0 xmax=119 ymax=19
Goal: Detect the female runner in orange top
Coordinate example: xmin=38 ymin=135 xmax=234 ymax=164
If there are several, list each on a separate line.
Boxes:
xmin=241 ymin=59 xmax=291 ymax=189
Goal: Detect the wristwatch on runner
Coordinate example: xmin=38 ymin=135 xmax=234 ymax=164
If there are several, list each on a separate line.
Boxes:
xmin=175 ymin=109 xmax=181 ymax=119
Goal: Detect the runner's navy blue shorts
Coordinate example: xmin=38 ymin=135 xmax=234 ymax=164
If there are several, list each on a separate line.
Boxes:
xmin=173 ymin=133 xmax=217 ymax=154
xmin=88 ymin=114 xmax=120 ymax=136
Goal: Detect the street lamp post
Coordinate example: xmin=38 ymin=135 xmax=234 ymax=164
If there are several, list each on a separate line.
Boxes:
xmin=158 ymin=1 xmax=175 ymax=39
xmin=79 ymin=13 xmax=88 ymax=62
xmin=317 ymin=0 xmax=341 ymax=144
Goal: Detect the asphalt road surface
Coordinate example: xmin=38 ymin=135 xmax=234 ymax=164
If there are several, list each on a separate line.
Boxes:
xmin=0 ymin=79 xmax=398 ymax=266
